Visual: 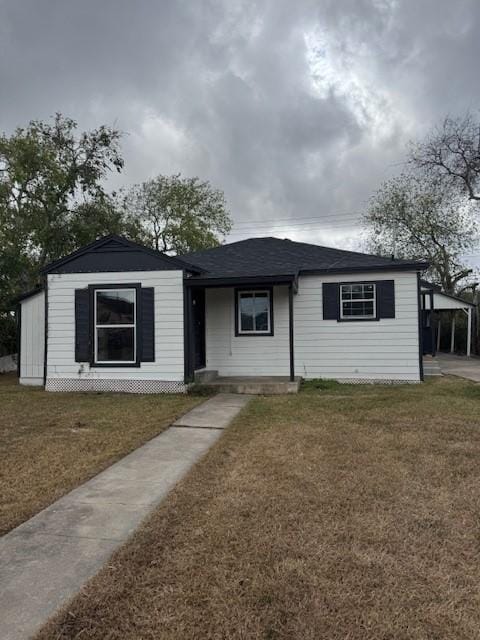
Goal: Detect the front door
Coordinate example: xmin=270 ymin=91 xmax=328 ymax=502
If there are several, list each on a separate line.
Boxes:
xmin=422 ymin=310 xmax=436 ymax=355
xmin=192 ymin=288 xmax=206 ymax=370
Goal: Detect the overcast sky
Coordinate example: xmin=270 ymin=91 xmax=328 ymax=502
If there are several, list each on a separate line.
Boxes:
xmin=1 ymin=0 xmax=479 ymax=259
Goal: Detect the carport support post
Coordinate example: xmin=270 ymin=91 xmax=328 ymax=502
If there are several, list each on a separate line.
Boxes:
xmin=467 ymin=307 xmax=472 ymax=357
xmin=450 ymin=313 xmax=456 ymax=354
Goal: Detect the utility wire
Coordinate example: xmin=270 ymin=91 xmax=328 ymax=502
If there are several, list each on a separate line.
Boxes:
xmin=230 ymin=219 xmax=362 ymax=231
xmin=232 ymin=212 xmax=364 ymax=226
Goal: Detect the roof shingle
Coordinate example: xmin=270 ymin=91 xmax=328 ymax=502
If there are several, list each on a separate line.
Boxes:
xmin=181 ymin=237 xmax=427 ymax=280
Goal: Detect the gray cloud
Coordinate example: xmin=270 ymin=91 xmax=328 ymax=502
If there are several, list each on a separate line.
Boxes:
xmin=1 ymin=0 xmax=479 ymax=259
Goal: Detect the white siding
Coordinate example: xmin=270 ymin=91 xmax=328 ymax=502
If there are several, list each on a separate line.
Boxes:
xmin=205 ymin=272 xmax=421 ymax=382
xmin=46 ymin=271 xmax=184 ymax=383
xmin=20 ymin=291 xmax=45 ymax=385
xmin=205 ymin=286 xmax=290 ymax=376
xmin=295 ymin=272 xmax=421 ymax=381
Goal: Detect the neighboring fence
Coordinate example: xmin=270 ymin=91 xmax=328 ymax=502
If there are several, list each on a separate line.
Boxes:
xmin=0 ymin=354 xmax=17 ymax=373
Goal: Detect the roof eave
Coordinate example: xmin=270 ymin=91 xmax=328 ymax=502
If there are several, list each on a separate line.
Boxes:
xmin=299 ymin=261 xmax=429 ymax=276
xmin=11 ymin=286 xmax=45 ymax=305
xmin=184 ymin=274 xmax=296 ymax=287
xmin=184 ymin=261 xmax=429 ymax=285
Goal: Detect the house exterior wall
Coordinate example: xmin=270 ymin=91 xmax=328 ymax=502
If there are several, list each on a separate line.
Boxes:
xmin=46 ymin=270 xmax=185 ymax=393
xmin=205 ymin=286 xmax=290 ymax=376
xmin=294 ymin=271 xmax=421 ymax=381
xmin=204 ymin=271 xmax=421 ymax=382
xmin=19 ymin=291 xmax=45 ymax=385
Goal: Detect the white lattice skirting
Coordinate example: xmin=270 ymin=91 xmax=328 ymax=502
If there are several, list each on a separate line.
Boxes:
xmin=45 ymin=378 xmax=187 ymax=394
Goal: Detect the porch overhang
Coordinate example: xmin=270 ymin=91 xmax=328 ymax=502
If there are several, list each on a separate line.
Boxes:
xmin=183 ymin=274 xmax=297 ymax=384
xmin=184 ymin=274 xmax=296 ymax=288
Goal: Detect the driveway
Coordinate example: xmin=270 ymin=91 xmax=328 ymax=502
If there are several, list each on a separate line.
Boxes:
xmin=436 ymin=353 xmax=480 ymax=382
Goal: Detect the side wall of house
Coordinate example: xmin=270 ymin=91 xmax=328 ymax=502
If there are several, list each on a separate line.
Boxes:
xmin=46 ymin=270 xmax=185 ymax=393
xmin=295 ymin=271 xmax=421 ymax=381
xmin=19 ymin=291 xmax=45 ymax=385
xmin=205 ymin=286 xmax=290 ymax=376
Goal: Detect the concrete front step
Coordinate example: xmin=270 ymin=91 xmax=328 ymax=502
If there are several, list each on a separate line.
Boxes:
xmin=196 ymin=376 xmax=301 ymax=395
xmin=194 ymin=369 xmax=219 ymax=383
xmin=423 ymin=357 xmax=443 ymax=377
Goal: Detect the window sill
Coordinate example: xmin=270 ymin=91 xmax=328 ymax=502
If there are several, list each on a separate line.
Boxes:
xmin=337 ymin=317 xmax=380 ymax=323
xmin=90 ymin=361 xmax=142 ymax=368
xmin=235 ymin=331 xmax=275 ymax=337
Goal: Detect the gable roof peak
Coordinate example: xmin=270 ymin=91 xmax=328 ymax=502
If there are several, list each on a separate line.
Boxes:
xmin=41 ymin=234 xmax=203 ymax=275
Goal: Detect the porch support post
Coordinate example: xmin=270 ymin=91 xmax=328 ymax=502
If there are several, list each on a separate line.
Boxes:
xmin=467 ymin=307 xmax=472 ymax=357
xmin=450 ymin=313 xmax=456 ymax=354
xmin=437 ymin=316 xmax=441 ymax=352
xmin=183 ymin=285 xmax=195 ymax=384
xmin=430 ymin=290 xmax=435 ymax=356
xmin=288 ymin=283 xmax=295 ymax=382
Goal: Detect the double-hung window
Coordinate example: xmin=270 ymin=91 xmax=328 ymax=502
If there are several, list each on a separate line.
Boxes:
xmin=340 ymin=283 xmax=376 ymax=319
xmin=236 ymin=289 xmax=273 ymax=335
xmin=94 ymin=288 xmax=137 ymax=363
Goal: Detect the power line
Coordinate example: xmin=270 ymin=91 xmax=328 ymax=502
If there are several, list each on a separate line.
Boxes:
xmin=231 ymin=218 xmax=361 ymax=231
xmin=232 ymin=212 xmax=364 ymax=226
xmin=233 ymin=220 xmax=360 ymax=231
xmin=227 ymin=221 xmax=364 ymax=235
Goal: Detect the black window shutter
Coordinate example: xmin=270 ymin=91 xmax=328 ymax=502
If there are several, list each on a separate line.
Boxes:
xmin=377 ymin=280 xmax=395 ymax=318
xmin=75 ymin=289 xmax=91 ymax=362
xmin=140 ymin=287 xmax=155 ymax=362
xmin=322 ymin=283 xmax=339 ymax=320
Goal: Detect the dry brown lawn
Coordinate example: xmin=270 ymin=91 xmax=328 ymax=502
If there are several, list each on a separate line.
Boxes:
xmin=38 ymin=377 xmax=480 ymax=640
xmin=0 ymin=373 xmax=199 ymax=535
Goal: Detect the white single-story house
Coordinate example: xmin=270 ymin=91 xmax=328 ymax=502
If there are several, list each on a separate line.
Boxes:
xmin=16 ymin=234 xmax=430 ymax=392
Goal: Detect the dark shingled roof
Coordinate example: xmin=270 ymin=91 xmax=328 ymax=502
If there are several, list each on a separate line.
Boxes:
xmin=181 ymin=237 xmax=428 ymax=281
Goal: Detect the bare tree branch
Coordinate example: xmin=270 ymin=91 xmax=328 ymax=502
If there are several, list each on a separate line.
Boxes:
xmin=410 ymin=113 xmax=480 ymax=201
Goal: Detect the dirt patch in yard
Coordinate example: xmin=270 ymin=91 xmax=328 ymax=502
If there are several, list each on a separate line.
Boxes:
xmin=0 ymin=374 xmax=199 ymax=534
xmin=38 ymin=377 xmax=480 ymax=639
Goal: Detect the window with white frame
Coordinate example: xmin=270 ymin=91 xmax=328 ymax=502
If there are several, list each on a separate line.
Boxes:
xmin=340 ymin=283 xmax=376 ymax=319
xmin=94 ymin=288 xmax=136 ymax=363
xmin=237 ymin=289 xmax=272 ymax=334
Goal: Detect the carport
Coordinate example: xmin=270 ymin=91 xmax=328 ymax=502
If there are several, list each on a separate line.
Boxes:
xmin=421 ymin=282 xmax=475 ymax=357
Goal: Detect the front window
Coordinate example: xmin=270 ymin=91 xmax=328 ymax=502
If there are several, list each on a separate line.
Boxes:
xmin=94 ymin=289 xmax=136 ymax=363
xmin=237 ymin=290 xmax=272 ymax=334
xmin=340 ymin=283 xmax=376 ymax=319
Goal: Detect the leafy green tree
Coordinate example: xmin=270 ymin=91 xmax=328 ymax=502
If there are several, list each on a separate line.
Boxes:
xmin=0 ymin=247 xmax=32 ymax=355
xmin=0 ymin=114 xmax=126 ymax=354
xmin=364 ymin=172 xmax=478 ymax=293
xmin=123 ymin=174 xmax=232 ymax=253
xmin=67 ymin=193 xmax=140 ymax=248
xmin=0 ymin=113 xmax=124 ymax=267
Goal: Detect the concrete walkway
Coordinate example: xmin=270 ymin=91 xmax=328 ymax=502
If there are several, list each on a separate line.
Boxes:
xmin=436 ymin=353 xmax=480 ymax=382
xmin=0 ymin=393 xmax=252 ymax=640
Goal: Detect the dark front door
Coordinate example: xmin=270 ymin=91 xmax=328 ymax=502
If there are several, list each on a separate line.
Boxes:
xmin=422 ymin=310 xmax=436 ymax=355
xmin=192 ymin=288 xmax=206 ymax=370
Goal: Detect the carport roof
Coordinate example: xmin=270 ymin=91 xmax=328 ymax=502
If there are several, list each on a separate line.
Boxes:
xmin=421 ymin=280 xmax=475 ymax=309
